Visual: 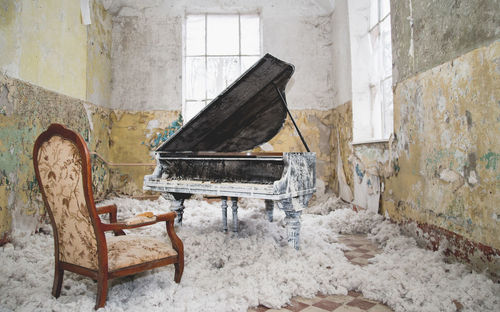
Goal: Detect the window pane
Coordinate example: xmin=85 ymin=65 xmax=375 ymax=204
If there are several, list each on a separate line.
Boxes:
xmin=370 ymin=83 xmax=383 ymax=139
xmin=184 ymin=101 xmax=207 ymax=122
xmin=207 ymin=56 xmax=240 ymax=98
xmin=185 ymin=57 xmax=206 ymax=100
xmin=241 ymin=56 xmax=260 ymax=72
xmin=381 ymin=17 xmax=392 ymax=79
xmin=380 ymin=0 xmax=390 ymax=19
xmin=369 ymin=0 xmax=379 ymax=29
xmin=207 ymin=15 xmax=239 ymax=55
xmin=241 ymin=15 xmax=260 ymax=55
xmin=186 ymin=15 xmax=205 ymax=56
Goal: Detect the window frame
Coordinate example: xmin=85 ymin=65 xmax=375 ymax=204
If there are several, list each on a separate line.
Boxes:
xmin=183 ymin=13 xmax=262 ymax=123
xmin=351 ymin=0 xmax=393 ymax=145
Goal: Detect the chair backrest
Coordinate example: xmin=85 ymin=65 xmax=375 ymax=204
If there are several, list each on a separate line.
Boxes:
xmin=33 ymin=124 xmax=100 ymax=270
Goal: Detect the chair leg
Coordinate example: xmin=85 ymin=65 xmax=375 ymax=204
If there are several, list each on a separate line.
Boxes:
xmin=52 ymin=263 xmax=64 ymax=298
xmin=95 ymin=274 xmax=108 ymax=310
xmin=174 ymin=260 xmax=184 ymax=283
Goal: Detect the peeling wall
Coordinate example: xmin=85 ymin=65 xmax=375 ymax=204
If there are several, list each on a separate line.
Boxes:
xmin=339 ymin=1 xmax=500 ymax=278
xmin=391 ymin=0 xmax=500 ymax=83
xmin=109 ymin=0 xmax=336 ymax=111
xmin=0 ymin=0 xmax=88 ymax=100
xmin=87 ymin=0 xmax=113 ymax=107
xmin=256 ymin=109 xmax=335 ymax=191
xmin=106 ymin=0 xmax=340 ymax=196
xmin=108 ymin=110 xmax=183 ymax=195
xmin=0 ymin=0 xmax=115 ymax=241
xmin=0 ymin=74 xmax=113 ymax=240
xmin=106 ymin=109 xmax=337 ymax=198
xmin=329 ymin=0 xmax=500 ymax=278
xmin=330 ymin=101 xmax=354 ymax=198
xmin=384 ymin=41 xmax=500 ymax=251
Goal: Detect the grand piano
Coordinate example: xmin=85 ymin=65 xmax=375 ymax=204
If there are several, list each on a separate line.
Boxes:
xmin=144 ymin=54 xmax=316 ymax=249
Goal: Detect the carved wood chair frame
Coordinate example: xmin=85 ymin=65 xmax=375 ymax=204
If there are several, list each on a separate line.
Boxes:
xmin=33 ymin=123 xmax=184 ymax=309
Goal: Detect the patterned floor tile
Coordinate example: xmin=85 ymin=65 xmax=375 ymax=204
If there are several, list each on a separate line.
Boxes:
xmin=248 ymin=234 xmax=392 ymax=312
xmin=312 ymin=299 xmax=343 ymax=311
xmin=346 ymin=299 xmax=377 ymax=310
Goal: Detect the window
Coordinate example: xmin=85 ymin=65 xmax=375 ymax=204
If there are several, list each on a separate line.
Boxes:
xmin=352 ymin=0 xmax=393 ymax=143
xmin=184 ymin=14 xmax=261 ymax=122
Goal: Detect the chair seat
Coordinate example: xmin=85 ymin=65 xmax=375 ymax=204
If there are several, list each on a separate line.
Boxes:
xmin=107 ymin=235 xmax=178 ymax=271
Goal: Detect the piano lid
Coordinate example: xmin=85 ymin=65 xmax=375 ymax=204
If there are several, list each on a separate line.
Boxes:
xmin=157 ymin=54 xmax=294 ymax=153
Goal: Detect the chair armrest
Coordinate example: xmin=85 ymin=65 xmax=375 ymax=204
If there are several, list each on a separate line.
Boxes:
xmin=159 ymin=212 xmax=184 ymax=257
xmin=96 ymin=204 xmax=126 ymax=236
xmin=101 ymin=219 xmax=157 ymax=231
xmin=100 ymin=211 xmax=183 ymax=259
xmin=96 ymin=204 xmax=117 ymax=216
xmin=155 ymin=212 xmax=177 ymax=222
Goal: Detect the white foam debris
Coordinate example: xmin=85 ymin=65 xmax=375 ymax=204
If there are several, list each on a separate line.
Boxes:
xmin=1 ymin=196 xmax=498 ymax=312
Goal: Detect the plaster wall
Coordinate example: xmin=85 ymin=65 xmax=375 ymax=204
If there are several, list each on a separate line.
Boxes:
xmin=0 ymin=0 xmax=87 ymax=100
xmin=106 ymin=0 xmax=340 ymax=195
xmin=0 ymin=0 xmax=114 ymax=243
xmin=330 ymin=0 xmax=351 ymax=109
xmin=343 ymin=0 xmax=500 ymax=277
xmin=0 ymin=74 xmax=113 ymax=243
xmin=391 ymin=0 xmax=500 ymax=83
xmin=87 ymin=0 xmax=113 ymax=107
xmin=107 ymin=108 xmax=335 ymax=197
xmin=384 ymin=42 xmax=500 ymax=271
xmin=109 ymin=0 xmax=337 ymax=111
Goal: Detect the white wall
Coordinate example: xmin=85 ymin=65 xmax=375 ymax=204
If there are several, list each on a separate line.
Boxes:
xmin=108 ymin=0 xmax=337 ymax=111
xmin=348 ymin=0 xmax=373 ymax=142
xmin=330 ymin=0 xmax=352 ymax=108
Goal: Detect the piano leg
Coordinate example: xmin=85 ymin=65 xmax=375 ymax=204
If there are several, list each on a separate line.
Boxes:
xmin=172 ymin=198 xmax=185 ymax=225
xmin=280 ymin=198 xmax=302 ymax=250
xmin=231 ymin=197 xmax=239 ymax=232
xmin=221 ymin=196 xmax=228 ymax=232
xmin=265 ymin=200 xmax=274 ymax=222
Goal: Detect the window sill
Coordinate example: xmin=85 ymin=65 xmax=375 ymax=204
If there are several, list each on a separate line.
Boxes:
xmin=352 ymin=138 xmax=389 ymax=146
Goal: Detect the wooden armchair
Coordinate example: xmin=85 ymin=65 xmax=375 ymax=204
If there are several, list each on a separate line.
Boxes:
xmin=33 ymin=124 xmax=184 ymax=310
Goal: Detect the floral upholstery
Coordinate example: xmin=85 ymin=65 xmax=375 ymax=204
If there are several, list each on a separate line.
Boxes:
xmin=37 ymin=136 xmax=98 ymax=270
xmin=107 ymin=235 xmax=178 ymax=271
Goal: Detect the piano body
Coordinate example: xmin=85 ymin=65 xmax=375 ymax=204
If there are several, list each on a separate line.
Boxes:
xmin=144 ymin=54 xmax=316 ymax=249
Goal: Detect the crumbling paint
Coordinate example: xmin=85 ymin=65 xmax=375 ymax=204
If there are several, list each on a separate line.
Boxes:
xmin=340 ymin=41 xmax=500 ymax=279
xmin=391 ymin=0 xmax=500 ymax=83
xmin=105 ymin=108 xmax=337 ymax=197
xmin=86 ymin=0 xmax=113 ymax=107
xmin=109 ymin=0 xmax=336 ymax=112
xmin=148 ymin=115 xmax=183 ymax=149
xmin=0 ymin=0 xmax=87 ymax=100
xmin=480 ymin=151 xmax=500 ymax=171
xmin=402 ymin=219 xmax=500 ymax=282
xmin=109 ymin=110 xmax=183 ymax=195
xmin=383 ymin=42 xmax=500 ymax=254
xmin=330 ymin=101 xmax=354 ymax=196
xmin=0 ymin=74 xmax=113 ymax=241
xmin=255 ymin=109 xmax=335 ymax=192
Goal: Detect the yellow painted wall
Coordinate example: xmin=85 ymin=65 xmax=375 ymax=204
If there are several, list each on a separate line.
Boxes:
xmin=0 ymin=74 xmax=112 ymax=242
xmin=86 ymin=0 xmax=112 ymax=106
xmin=107 ymin=109 xmax=337 ymax=197
xmin=257 ymin=109 xmax=335 ymax=191
xmin=0 ymin=0 xmax=88 ymax=100
xmin=0 ymin=0 xmax=113 ymax=241
xmin=108 ymin=110 xmax=183 ymax=196
xmin=383 ymin=42 xmax=500 ymax=250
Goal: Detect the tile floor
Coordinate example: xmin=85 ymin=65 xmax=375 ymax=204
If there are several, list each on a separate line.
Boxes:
xmin=248 ymin=234 xmax=393 ymax=312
